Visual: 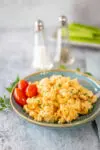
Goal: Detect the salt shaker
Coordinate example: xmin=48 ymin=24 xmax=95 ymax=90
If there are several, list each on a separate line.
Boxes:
xmin=54 ymin=16 xmax=74 ymax=66
xmin=32 ymin=20 xmax=53 ymax=70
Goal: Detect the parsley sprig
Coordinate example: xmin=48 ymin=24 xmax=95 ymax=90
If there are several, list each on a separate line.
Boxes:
xmin=0 ymin=76 xmax=20 ymax=111
xmin=0 ymin=95 xmax=11 ymax=111
xmin=59 ymin=65 xmax=93 ymax=76
xmin=6 ymin=76 xmax=20 ymax=93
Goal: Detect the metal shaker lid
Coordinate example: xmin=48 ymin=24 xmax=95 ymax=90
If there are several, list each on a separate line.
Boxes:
xmin=34 ymin=19 xmax=44 ymax=32
xmin=58 ymin=15 xmax=67 ymax=26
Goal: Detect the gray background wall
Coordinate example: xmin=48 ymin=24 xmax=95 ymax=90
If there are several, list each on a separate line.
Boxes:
xmin=0 ymin=0 xmax=100 ymax=28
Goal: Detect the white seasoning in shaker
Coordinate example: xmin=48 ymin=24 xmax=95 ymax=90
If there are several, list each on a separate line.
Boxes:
xmin=32 ymin=20 xmax=53 ymax=70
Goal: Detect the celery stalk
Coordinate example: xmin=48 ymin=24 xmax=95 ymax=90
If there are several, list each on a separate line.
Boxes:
xmin=69 ymin=23 xmax=100 ymax=34
xmin=62 ymin=27 xmax=93 ymax=39
xmin=69 ymin=36 xmax=100 ymax=44
xmin=53 ymin=22 xmax=100 ymax=44
xmin=69 ymin=30 xmax=93 ymax=39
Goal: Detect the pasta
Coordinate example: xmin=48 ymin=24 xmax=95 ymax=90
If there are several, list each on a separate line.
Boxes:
xmin=23 ymin=75 xmax=97 ymax=123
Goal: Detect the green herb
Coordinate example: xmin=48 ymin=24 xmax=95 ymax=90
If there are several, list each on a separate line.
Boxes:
xmin=59 ymin=66 xmax=93 ymax=77
xmin=0 ymin=95 xmax=11 ymax=111
xmin=39 ymin=105 xmax=42 ymax=108
xmin=84 ymin=72 xmax=93 ymax=76
xmin=0 ymin=75 xmax=20 ymax=111
xmin=78 ymin=89 xmax=81 ymax=92
xmin=84 ymin=93 xmax=88 ymax=96
xmin=88 ymin=99 xmax=92 ymax=102
xmin=37 ymin=99 xmax=40 ymax=103
xmin=58 ymin=84 xmax=61 ymax=87
xmin=76 ymin=68 xmax=93 ymax=76
xmin=70 ymin=89 xmax=74 ymax=94
xmin=22 ymin=109 xmax=26 ymax=113
xmin=76 ymin=68 xmax=81 ymax=72
xmin=59 ymin=65 xmax=67 ymax=70
xmin=6 ymin=75 xmax=20 ymax=93
xmin=88 ymin=108 xmax=93 ymax=113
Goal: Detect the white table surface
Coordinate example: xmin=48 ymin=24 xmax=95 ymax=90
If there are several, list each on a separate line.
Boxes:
xmin=0 ymin=29 xmax=100 ymax=150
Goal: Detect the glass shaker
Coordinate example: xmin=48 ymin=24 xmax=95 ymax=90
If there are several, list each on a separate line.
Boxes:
xmin=32 ymin=19 xmax=53 ymax=71
xmin=54 ymin=16 xmax=74 ymax=67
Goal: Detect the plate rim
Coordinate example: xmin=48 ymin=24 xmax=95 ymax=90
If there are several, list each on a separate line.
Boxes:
xmin=10 ymin=69 xmax=100 ymax=128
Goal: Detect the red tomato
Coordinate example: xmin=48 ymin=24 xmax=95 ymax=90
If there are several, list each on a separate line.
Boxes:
xmin=18 ymin=80 xmax=28 ymax=91
xmin=14 ymin=88 xmax=27 ymax=106
xmin=26 ymin=84 xmax=38 ymax=98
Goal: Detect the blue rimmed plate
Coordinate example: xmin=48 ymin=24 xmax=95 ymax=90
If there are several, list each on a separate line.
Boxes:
xmin=10 ymin=69 xmax=100 ymax=128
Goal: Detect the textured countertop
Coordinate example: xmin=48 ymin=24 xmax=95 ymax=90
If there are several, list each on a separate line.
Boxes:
xmin=0 ymin=29 xmax=100 ymax=150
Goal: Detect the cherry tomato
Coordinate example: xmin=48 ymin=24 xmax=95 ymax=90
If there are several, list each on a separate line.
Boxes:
xmin=14 ymin=88 xmax=27 ymax=106
xmin=18 ymin=80 xmax=28 ymax=91
xmin=26 ymin=84 xmax=38 ymax=98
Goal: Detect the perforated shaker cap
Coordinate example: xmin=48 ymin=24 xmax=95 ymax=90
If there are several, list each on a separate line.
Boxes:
xmin=58 ymin=15 xmax=67 ymax=27
xmin=34 ymin=19 xmax=44 ymax=32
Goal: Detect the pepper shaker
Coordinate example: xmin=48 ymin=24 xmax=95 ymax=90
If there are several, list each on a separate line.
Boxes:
xmin=54 ymin=16 xmax=74 ymax=66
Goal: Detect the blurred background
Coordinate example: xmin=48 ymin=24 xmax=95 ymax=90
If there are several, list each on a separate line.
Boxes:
xmin=0 ymin=0 xmax=100 ymax=80
xmin=0 ymin=0 xmax=100 ymax=29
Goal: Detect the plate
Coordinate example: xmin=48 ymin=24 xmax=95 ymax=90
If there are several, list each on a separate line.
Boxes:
xmin=10 ymin=69 xmax=100 ymax=128
xmin=50 ymin=37 xmax=100 ymax=49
